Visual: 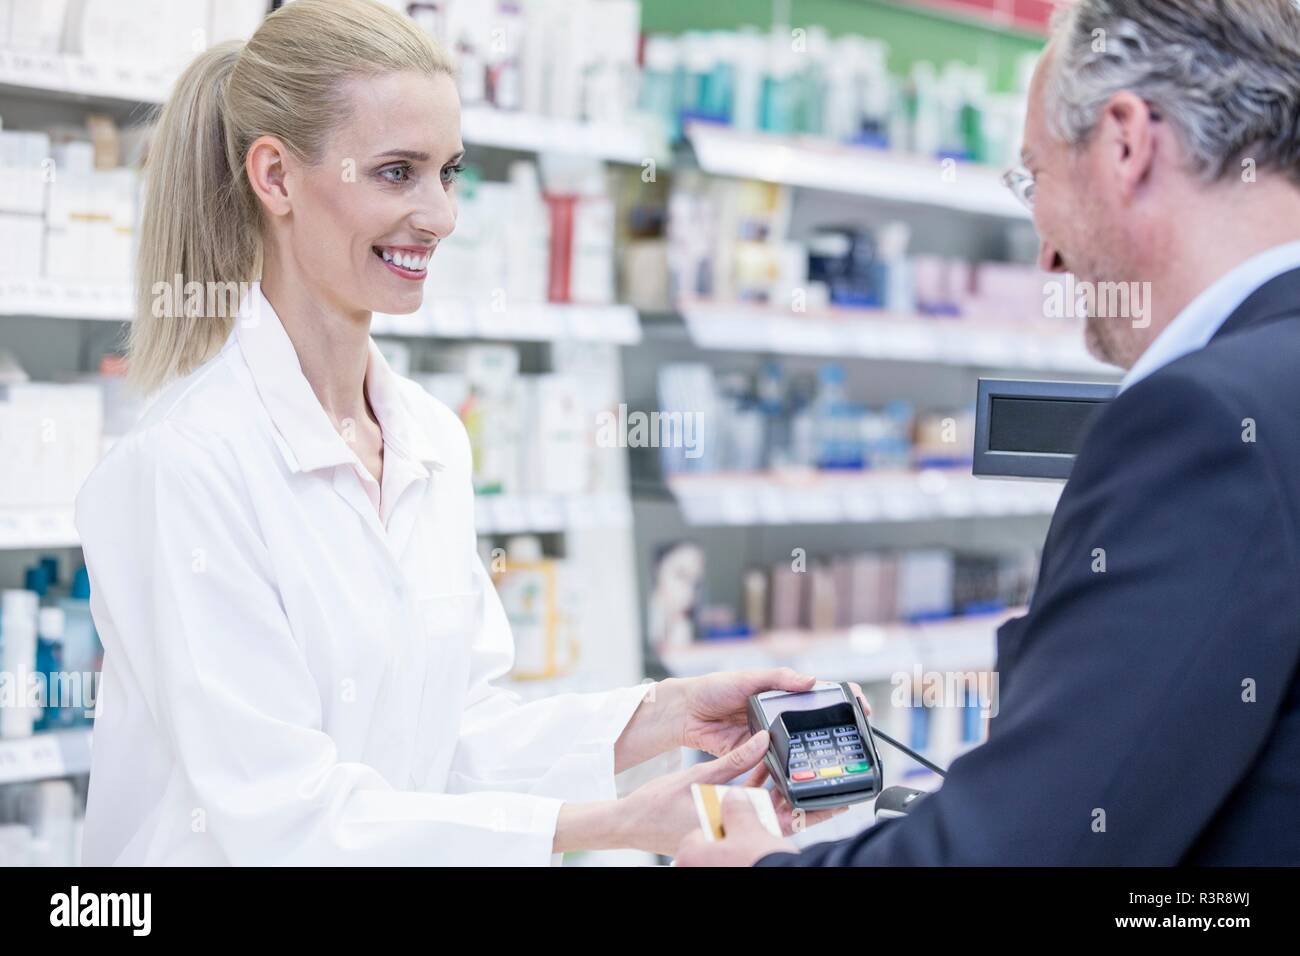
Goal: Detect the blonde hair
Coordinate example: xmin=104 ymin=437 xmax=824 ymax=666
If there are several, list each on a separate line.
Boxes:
xmin=128 ymin=0 xmax=454 ymax=394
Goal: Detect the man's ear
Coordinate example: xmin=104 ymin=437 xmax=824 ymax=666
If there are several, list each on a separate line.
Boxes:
xmin=246 ymin=135 xmax=293 ymax=219
xmin=1097 ymin=91 xmax=1159 ymax=204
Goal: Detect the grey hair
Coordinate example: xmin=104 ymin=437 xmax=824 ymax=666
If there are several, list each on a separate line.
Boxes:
xmin=1047 ymin=0 xmax=1300 ymax=185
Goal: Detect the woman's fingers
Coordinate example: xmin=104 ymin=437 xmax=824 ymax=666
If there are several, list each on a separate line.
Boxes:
xmin=694 ymin=731 xmax=769 ymax=784
xmin=848 ymin=680 xmax=871 ymax=716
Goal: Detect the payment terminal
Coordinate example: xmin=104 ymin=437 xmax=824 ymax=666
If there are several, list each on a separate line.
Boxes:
xmin=747 ymin=681 xmax=882 ymax=810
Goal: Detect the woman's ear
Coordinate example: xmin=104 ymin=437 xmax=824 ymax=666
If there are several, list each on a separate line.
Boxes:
xmin=246 ymin=135 xmax=294 ymax=218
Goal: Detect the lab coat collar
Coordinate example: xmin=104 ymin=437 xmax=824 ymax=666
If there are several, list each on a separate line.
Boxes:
xmin=234 ymin=281 xmax=443 ymax=475
xmin=363 ymin=336 xmax=444 ymax=473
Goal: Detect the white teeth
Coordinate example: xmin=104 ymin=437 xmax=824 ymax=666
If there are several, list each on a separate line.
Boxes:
xmin=379 ymin=248 xmax=427 ymax=270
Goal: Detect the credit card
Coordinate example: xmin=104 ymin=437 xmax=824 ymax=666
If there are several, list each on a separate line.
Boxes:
xmin=690 ymin=784 xmax=783 ymax=841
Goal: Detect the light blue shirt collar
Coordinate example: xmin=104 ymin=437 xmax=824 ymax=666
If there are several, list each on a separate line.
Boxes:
xmin=1119 ymin=240 xmax=1300 ymax=392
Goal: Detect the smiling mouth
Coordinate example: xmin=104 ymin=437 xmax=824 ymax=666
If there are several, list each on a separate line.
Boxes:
xmin=373 ymin=245 xmax=431 ymax=278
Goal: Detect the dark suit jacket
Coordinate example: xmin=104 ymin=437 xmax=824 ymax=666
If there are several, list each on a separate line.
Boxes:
xmin=759 ymin=266 xmax=1300 ymax=866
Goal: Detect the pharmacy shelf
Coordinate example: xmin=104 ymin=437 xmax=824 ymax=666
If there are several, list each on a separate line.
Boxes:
xmin=461 ymin=105 xmax=667 ymax=165
xmin=0 ymin=280 xmax=644 ymax=345
xmin=679 ymin=301 xmax=1113 ymax=374
xmin=658 ymin=609 xmax=1016 ymax=680
xmin=0 ymin=53 xmax=664 ymax=164
xmin=0 ymin=510 xmax=79 ymax=550
xmin=475 ymin=493 xmax=633 ymax=534
xmin=665 ymin=469 xmax=1061 ymax=526
xmin=373 ymin=300 xmax=641 ymax=344
xmin=0 ymin=278 xmax=133 ymax=322
xmin=0 ymin=728 xmax=93 ymax=785
xmin=0 ymin=497 xmax=632 ymax=549
xmin=686 ymin=122 xmax=1029 ymax=220
xmin=0 ymin=49 xmax=170 ymax=108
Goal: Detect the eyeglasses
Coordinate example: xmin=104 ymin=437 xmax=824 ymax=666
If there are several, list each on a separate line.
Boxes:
xmin=1002 ymin=165 xmax=1036 ymax=211
xmin=1003 ymin=107 xmax=1162 ymax=213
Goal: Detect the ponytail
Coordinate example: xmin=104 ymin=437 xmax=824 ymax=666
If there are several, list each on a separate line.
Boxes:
xmin=128 ymin=0 xmax=454 ymax=395
xmin=129 ymin=41 xmax=257 ymax=395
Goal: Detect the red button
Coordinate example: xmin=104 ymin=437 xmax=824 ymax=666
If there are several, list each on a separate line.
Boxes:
xmin=791 ymin=770 xmax=816 ymax=781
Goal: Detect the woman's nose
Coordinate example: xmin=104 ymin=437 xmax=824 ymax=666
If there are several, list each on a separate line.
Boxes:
xmin=412 ymin=183 xmax=456 ymax=241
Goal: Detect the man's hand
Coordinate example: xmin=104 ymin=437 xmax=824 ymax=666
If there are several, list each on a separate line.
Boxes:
xmin=674 ymin=788 xmax=800 ymax=866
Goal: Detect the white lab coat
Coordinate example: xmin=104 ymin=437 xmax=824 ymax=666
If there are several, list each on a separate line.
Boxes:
xmin=74 ymin=281 xmax=650 ymax=865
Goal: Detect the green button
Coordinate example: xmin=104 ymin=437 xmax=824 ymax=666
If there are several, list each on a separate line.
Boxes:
xmin=844 ymin=761 xmax=871 ymax=774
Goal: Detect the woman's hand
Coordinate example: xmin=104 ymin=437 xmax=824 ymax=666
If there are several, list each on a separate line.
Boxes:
xmin=616 ymin=669 xmax=807 ymax=770
xmin=611 ymin=731 xmax=849 ymax=856
xmin=609 ymin=730 xmax=771 ymax=856
xmin=675 ymin=668 xmax=815 ymax=756
xmin=614 ymin=671 xmax=871 ymax=773
xmin=564 ymin=673 xmax=871 ymax=854
xmin=674 ymin=671 xmax=871 ymax=757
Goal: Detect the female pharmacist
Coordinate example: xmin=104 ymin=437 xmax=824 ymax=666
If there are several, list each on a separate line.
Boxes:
xmin=71 ymin=0 xmax=849 ymax=865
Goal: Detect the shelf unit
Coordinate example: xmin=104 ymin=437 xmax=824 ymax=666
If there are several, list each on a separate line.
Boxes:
xmin=0 ymin=52 xmax=668 ymax=165
xmin=686 ymin=122 xmax=1030 ymax=220
xmin=0 ymin=511 xmax=80 ymax=551
xmin=372 ymin=300 xmax=641 ymax=344
xmin=0 ymin=496 xmax=634 ymax=551
xmin=0 ymin=49 xmax=170 ymax=108
xmin=460 ymin=104 xmax=668 ymax=166
xmin=658 ymin=609 xmax=1015 ymax=680
xmin=0 ymin=728 xmax=93 ymax=786
xmin=0 ymin=278 xmax=644 ymax=345
xmin=677 ymin=300 xmax=1110 ymax=373
xmin=664 ymin=469 xmax=1061 ymax=526
xmin=0 ymin=278 xmax=134 ymax=322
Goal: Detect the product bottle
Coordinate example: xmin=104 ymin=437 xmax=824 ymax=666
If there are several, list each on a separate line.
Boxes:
xmin=813 ymin=364 xmax=849 ymax=470
xmin=38 ymin=555 xmax=61 ymax=597
xmin=0 ymin=589 xmax=39 ymax=738
xmin=492 ymin=536 xmax=579 ymax=680
xmin=640 ymin=35 xmax=683 ymax=141
xmin=760 ymin=31 xmax=799 ymax=135
xmin=23 ymin=565 xmax=49 ymax=604
xmin=57 ymin=566 xmax=101 ymax=726
xmin=34 ymin=606 xmax=67 ymax=732
xmin=757 ymin=361 xmax=791 ymax=470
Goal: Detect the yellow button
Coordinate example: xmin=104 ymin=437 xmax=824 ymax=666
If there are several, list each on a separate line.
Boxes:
xmin=818 ymin=767 xmax=844 ymax=778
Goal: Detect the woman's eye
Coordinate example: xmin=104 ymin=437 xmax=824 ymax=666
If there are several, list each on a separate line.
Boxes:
xmin=441 ymin=163 xmax=464 ymax=186
xmin=378 ymin=163 xmax=412 ymax=184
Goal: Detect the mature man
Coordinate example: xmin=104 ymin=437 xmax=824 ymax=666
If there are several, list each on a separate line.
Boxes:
xmin=677 ymin=0 xmax=1300 ymax=866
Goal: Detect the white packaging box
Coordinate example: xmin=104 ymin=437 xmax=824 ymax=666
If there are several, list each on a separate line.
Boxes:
xmin=207 ymin=0 xmax=266 ymax=46
xmin=569 ymin=195 xmax=615 ymax=304
xmin=0 ymin=167 xmax=48 ymax=215
xmin=521 ymin=373 xmax=589 ymax=495
xmin=64 ymin=0 xmax=196 ymax=66
xmin=895 ymin=549 xmax=956 ymax=621
xmin=0 ymin=383 xmax=103 ymax=509
xmin=0 ymin=212 xmax=43 ymax=278
xmin=45 ymin=169 xmax=134 ymax=281
xmin=51 ymin=140 xmax=94 ymax=177
xmin=8 ymin=0 xmax=66 ymax=52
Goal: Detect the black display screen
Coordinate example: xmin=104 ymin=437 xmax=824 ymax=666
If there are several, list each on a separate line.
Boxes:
xmin=987 ymin=397 xmax=1106 ymax=456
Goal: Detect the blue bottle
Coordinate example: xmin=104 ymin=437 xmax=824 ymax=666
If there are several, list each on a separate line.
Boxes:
xmin=58 ymin=566 xmax=102 ymax=726
xmin=35 ymin=606 xmax=68 ymax=731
